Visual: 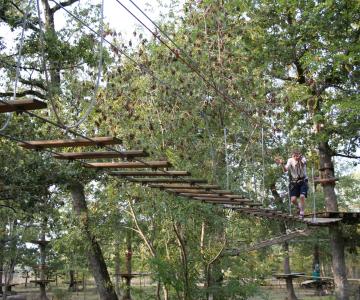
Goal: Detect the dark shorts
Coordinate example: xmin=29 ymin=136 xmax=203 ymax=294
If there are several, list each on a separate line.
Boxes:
xmin=289 ymin=179 xmax=308 ymax=198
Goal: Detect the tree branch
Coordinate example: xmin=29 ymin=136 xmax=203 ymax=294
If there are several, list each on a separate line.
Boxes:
xmin=19 ymin=77 xmax=47 ymax=91
xmin=0 ymin=204 xmax=17 ymax=213
xmin=127 ymin=199 xmax=156 ymax=257
xmin=333 ymin=153 xmax=360 ymax=160
xmin=51 ymin=0 xmax=80 ymax=14
xmin=0 ymin=90 xmax=46 ymax=99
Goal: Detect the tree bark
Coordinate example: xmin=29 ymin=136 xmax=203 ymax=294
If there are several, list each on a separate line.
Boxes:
xmin=114 ymin=240 xmax=121 ymax=297
xmin=173 ymin=222 xmax=190 ymax=300
xmin=68 ymin=270 xmax=76 ymax=292
xmin=280 ymin=223 xmax=297 ymax=300
xmin=122 ymin=230 xmax=132 ymax=300
xmin=69 ymin=182 xmax=118 ymax=300
xmin=319 ymin=141 xmax=349 ymax=300
xmin=39 ymin=219 xmax=48 ymax=300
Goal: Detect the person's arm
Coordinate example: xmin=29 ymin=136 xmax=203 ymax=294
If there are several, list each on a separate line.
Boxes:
xmin=275 ymin=158 xmax=288 ymax=172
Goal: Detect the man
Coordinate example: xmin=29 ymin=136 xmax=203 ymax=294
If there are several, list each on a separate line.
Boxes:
xmin=275 ymin=149 xmax=308 ymax=219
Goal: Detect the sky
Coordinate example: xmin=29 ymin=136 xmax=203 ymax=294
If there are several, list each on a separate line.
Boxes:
xmin=0 ymin=0 xmax=183 ymax=50
xmin=57 ymin=0 xmax=183 ymax=38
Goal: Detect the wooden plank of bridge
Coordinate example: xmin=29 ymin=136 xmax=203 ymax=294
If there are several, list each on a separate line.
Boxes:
xmin=149 ymin=184 xmax=220 ymax=189
xmin=53 ymin=150 xmax=148 ymax=160
xmin=19 ymin=137 xmax=122 ymax=149
xmin=225 ymin=229 xmax=313 ymax=255
xmin=165 ymin=188 xmax=232 ymax=195
xmin=110 ymin=171 xmax=190 ymax=177
xmin=85 ymin=161 xmax=171 ymax=169
xmin=0 ymin=98 xmax=47 ymax=113
xmin=181 ymin=198 xmax=252 ymax=205
xmin=126 ymin=177 xmax=207 ymax=184
xmin=179 ymin=193 xmax=250 ymax=201
xmin=193 ymin=196 xmax=247 ymax=201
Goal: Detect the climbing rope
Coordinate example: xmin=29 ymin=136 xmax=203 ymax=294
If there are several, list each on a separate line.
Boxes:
xmin=311 ymin=165 xmax=317 ymax=222
xmin=0 ymin=0 xmax=32 ymax=132
xmin=261 ymin=127 xmax=265 ymax=205
xmin=36 ymin=0 xmax=104 ymax=130
xmin=288 ymin=174 xmax=292 ymax=216
xmin=224 ymin=127 xmax=229 ymax=189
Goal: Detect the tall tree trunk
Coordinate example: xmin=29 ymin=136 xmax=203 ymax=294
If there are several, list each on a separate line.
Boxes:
xmin=279 ymin=222 xmax=297 ymax=300
xmin=122 ymin=230 xmax=132 ymax=300
xmin=173 ymin=222 xmax=190 ymax=300
xmin=319 ymin=141 xmax=349 ymax=300
xmin=114 ymin=240 xmax=121 ymax=297
xmin=41 ymin=0 xmax=63 ymax=89
xmin=69 ymin=181 xmax=118 ymax=300
xmin=39 ymin=219 xmax=48 ymax=300
xmin=312 ymin=244 xmax=320 ymax=271
xmin=0 ymin=228 xmax=4 ymax=295
xmin=68 ymin=270 xmax=76 ymax=292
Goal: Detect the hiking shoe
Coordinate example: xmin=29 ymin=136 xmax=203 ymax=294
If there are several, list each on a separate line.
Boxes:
xmin=299 ymin=212 xmax=305 ymax=220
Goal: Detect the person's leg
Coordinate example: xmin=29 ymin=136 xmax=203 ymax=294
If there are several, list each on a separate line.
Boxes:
xmin=299 ymin=180 xmax=308 ymax=218
xmin=290 ymin=183 xmax=300 ymax=214
xmin=299 ymin=194 xmax=305 ymax=217
xmin=291 ymin=196 xmax=298 ymax=206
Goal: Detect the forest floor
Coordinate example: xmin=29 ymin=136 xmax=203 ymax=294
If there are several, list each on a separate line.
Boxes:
xmin=3 ymin=284 xmax=359 ymax=299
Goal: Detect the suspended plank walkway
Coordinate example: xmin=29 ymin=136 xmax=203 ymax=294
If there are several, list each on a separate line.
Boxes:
xmin=225 ymin=229 xmax=313 ymax=256
xmin=14 ymin=136 xmax=359 ymax=227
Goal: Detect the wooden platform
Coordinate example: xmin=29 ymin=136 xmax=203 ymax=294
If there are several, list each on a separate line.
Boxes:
xmin=19 ymin=137 xmax=122 ymax=149
xmin=53 ymin=150 xmax=148 ymax=160
xmin=0 ymin=98 xmax=47 ymax=113
xmin=29 ymin=240 xmax=50 ymax=246
xmin=86 ymin=161 xmax=171 ymax=169
xmin=30 ymin=279 xmax=54 ymax=285
xmin=303 ymin=217 xmax=343 ymax=225
xmin=32 ymin=264 xmax=48 ymax=270
xmin=309 ymin=211 xmax=360 ymax=224
xmin=115 ymin=273 xmax=147 ymax=279
xmin=274 ymin=272 xmax=305 ymax=279
xmin=314 ymin=177 xmax=338 ymax=184
xmin=110 ymin=171 xmax=190 ymax=177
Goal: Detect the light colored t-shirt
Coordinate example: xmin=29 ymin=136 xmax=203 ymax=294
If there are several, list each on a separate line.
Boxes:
xmin=285 ymin=157 xmax=307 ymax=180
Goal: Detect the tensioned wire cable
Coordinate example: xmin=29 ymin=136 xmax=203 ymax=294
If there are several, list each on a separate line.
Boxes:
xmin=51 ymin=0 xmax=260 ymax=131
xmin=36 ymin=0 xmax=104 ymax=130
xmin=114 ymin=0 xmax=244 ymax=113
xmin=0 ymin=0 xmax=32 ymax=132
xmin=0 ymin=2 xmax=263 ymax=201
xmin=49 ymin=0 xmax=197 ymax=109
xmin=125 ymin=0 xmax=237 ymax=91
